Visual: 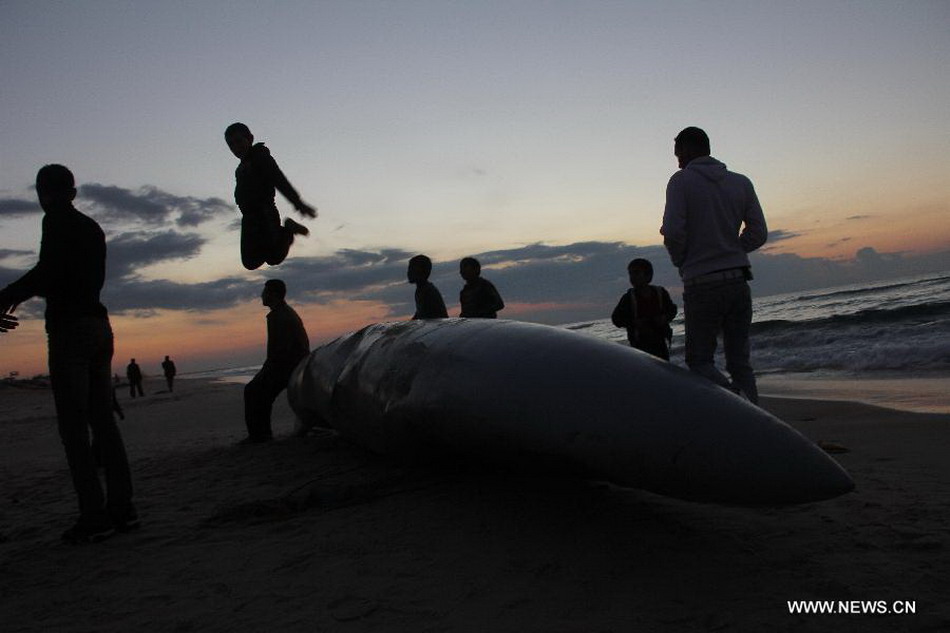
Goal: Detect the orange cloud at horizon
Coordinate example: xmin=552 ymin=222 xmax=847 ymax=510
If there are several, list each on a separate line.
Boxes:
xmin=765 ymin=204 xmax=950 ymax=260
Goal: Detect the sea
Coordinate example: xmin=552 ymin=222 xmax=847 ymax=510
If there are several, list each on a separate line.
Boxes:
xmin=184 ymin=271 xmax=950 ymax=412
xmin=566 ymin=270 xmax=950 ymax=376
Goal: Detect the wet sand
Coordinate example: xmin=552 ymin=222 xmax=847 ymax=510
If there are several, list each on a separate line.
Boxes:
xmin=1 ymin=378 xmax=947 ymax=632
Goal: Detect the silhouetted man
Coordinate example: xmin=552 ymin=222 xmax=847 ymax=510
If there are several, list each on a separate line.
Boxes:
xmin=459 ymin=257 xmax=505 ymax=318
xmin=0 ymin=164 xmax=137 ymax=543
xmin=161 ymin=355 xmax=177 ymax=392
xmin=660 ymin=127 xmax=768 ymax=403
xmin=408 ymin=255 xmax=448 ymax=319
xmin=225 ymin=122 xmax=318 ymax=270
xmin=243 ymin=279 xmax=310 ymax=443
xmin=127 ymin=358 xmax=144 ymax=398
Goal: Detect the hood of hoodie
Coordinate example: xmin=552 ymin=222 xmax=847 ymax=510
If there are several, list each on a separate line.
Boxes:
xmin=246 ymin=142 xmax=271 ymax=160
xmin=685 ymin=156 xmax=727 ymax=182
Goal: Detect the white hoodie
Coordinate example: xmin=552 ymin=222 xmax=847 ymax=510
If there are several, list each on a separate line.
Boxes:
xmin=661 ymin=156 xmax=768 ymax=281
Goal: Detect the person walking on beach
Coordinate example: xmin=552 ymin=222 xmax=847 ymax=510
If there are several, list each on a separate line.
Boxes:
xmin=242 ymin=279 xmax=310 ymax=444
xmin=660 ymin=127 xmax=768 ymax=403
xmin=126 ymin=358 xmax=144 ymax=398
xmin=161 ymin=355 xmax=177 ymax=392
xmin=225 ymin=122 xmax=318 ymax=270
xmin=611 ymin=258 xmax=678 ymax=360
xmin=459 ymin=257 xmax=505 ymax=318
xmin=408 ymin=255 xmax=448 ymax=319
xmin=0 ymin=164 xmax=137 ymax=543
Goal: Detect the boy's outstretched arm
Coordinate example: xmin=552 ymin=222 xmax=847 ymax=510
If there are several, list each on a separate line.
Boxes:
xmin=265 ymin=152 xmax=318 ymax=219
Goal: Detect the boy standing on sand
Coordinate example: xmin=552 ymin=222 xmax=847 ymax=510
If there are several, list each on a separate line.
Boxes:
xmin=611 ymin=258 xmax=678 ymax=360
xmin=458 ymin=257 xmax=505 ymax=319
xmin=224 ymin=123 xmax=318 ymax=270
xmin=0 ymin=165 xmax=137 ymax=543
xmin=407 ymin=255 xmax=448 ymax=319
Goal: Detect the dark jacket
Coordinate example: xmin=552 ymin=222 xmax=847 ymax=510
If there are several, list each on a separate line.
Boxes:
xmin=234 ymin=143 xmax=303 ymax=218
xmin=460 ymin=277 xmax=504 ymax=318
xmin=266 ymin=302 xmax=310 ymax=370
xmin=0 ymin=206 xmax=107 ymax=330
xmin=413 ymin=281 xmax=448 ymax=319
xmin=127 ymin=362 xmax=142 ymax=382
xmin=611 ymin=285 xmax=678 ymax=350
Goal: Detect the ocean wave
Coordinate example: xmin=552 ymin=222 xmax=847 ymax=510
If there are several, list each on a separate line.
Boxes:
xmin=752 ymin=300 xmax=950 ymax=334
xmin=788 ymin=273 xmax=950 ymax=305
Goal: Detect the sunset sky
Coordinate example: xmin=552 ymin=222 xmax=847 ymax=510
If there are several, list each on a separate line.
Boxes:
xmin=2 ymin=1 xmax=948 ymax=377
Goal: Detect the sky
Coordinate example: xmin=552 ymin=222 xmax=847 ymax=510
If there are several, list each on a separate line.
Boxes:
xmin=1 ymin=0 xmax=949 ymax=377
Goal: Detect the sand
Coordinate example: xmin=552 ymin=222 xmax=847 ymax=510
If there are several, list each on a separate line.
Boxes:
xmin=1 ymin=377 xmax=947 ymax=632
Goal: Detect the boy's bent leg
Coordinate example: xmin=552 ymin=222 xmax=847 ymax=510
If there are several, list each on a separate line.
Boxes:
xmin=244 ymin=367 xmax=289 ymax=440
xmin=263 ymin=226 xmax=294 ymax=266
xmin=240 ymin=215 xmax=269 ymax=270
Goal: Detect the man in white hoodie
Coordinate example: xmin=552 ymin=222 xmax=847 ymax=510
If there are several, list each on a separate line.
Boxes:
xmin=661 ymin=127 xmax=768 ymax=403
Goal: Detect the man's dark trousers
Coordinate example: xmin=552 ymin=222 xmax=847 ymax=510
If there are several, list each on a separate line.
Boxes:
xmin=244 ymin=362 xmax=295 ymax=441
xmin=49 ymin=315 xmax=134 ymax=522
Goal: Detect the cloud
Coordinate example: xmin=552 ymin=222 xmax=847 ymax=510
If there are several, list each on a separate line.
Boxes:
xmin=826 ymin=237 xmax=852 ymax=248
xmin=748 ymin=245 xmax=950 ymax=297
xmin=6 ymin=232 xmax=950 ymax=329
xmin=79 ymin=184 xmax=233 ymax=228
xmin=764 ymin=229 xmax=801 ymax=243
xmin=107 ymin=230 xmax=207 ymax=279
xmin=0 ymin=248 xmax=34 ymax=260
xmin=0 ymin=198 xmax=40 ymax=217
xmin=268 ymin=241 xmax=677 ymax=324
xmin=856 ymin=246 xmax=884 ymax=262
xmin=275 ymin=248 xmax=416 ymax=301
xmin=104 ymin=276 xmax=255 ymax=313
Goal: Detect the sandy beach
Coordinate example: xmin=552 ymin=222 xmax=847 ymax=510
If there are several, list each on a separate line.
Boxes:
xmin=1 ymin=377 xmax=947 ymax=632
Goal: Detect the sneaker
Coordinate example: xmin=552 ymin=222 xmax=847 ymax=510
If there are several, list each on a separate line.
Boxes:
xmin=62 ymin=518 xmax=115 ymax=544
xmin=284 ymin=218 xmax=310 ymax=237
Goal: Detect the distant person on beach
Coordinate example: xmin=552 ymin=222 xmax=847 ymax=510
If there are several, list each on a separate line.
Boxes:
xmin=0 ymin=164 xmax=137 ymax=543
xmin=459 ymin=257 xmax=505 ymax=318
xmin=408 ymin=255 xmax=448 ymax=319
xmin=161 ymin=355 xmax=177 ymax=392
xmin=660 ymin=126 xmax=768 ymax=403
xmin=611 ymin=258 xmax=678 ymax=360
xmin=243 ymin=279 xmax=310 ymax=444
xmin=126 ymin=358 xmax=144 ymax=398
xmin=225 ymin=122 xmax=318 ymax=270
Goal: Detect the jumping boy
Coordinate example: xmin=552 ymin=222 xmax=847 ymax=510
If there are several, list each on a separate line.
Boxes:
xmin=224 ymin=122 xmax=318 ymax=270
xmin=611 ymin=258 xmax=678 ymax=360
xmin=407 ymin=255 xmax=448 ymax=319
